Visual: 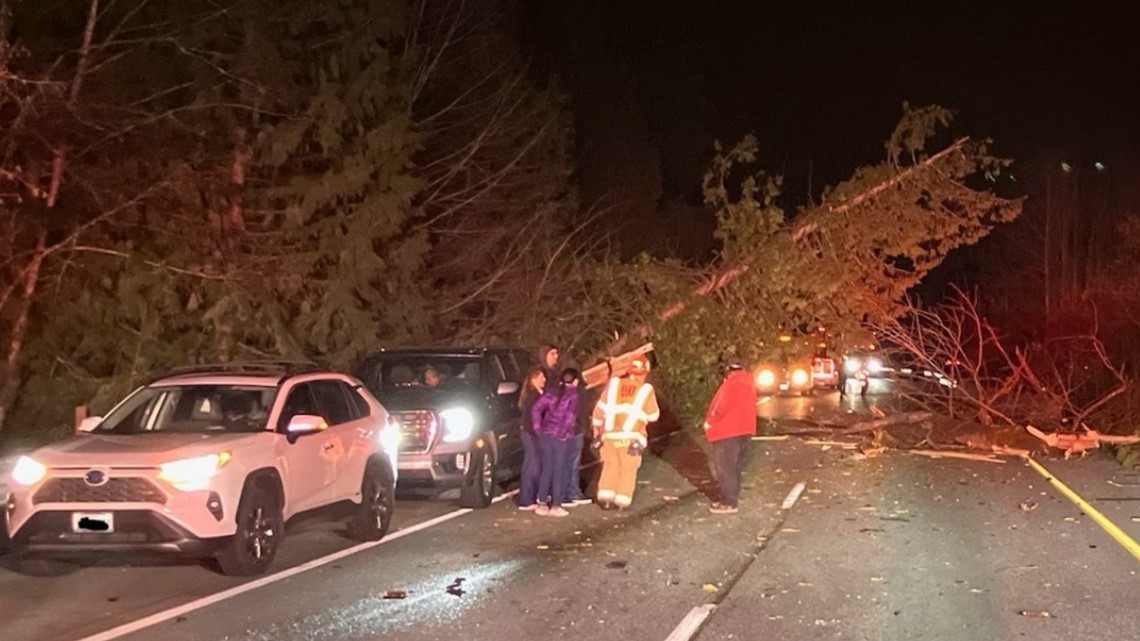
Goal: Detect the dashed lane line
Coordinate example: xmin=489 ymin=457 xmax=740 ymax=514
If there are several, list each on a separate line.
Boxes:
xmin=74 ymin=490 xmax=520 ymax=641
xmin=1026 ymin=457 xmax=1140 ymax=563
xmin=664 ymin=480 xmax=809 ymax=641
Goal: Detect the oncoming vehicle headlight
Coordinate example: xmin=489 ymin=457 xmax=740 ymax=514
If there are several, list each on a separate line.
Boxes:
xmin=867 ymin=357 xmax=883 ymax=373
xmin=380 ymin=417 xmax=402 ymax=452
xmin=844 ymin=358 xmax=861 ymax=374
xmin=11 ymin=456 xmax=47 ymax=486
xmin=756 ymin=369 xmax=776 ymax=387
xmin=439 ymin=408 xmax=475 ymax=443
xmin=158 ymin=452 xmax=232 ymax=491
xmin=791 ymin=369 xmax=810 ymax=386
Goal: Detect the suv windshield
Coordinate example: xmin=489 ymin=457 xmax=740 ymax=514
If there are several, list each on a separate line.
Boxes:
xmin=367 ymin=356 xmax=482 ymax=391
xmin=96 ymin=384 xmax=277 ymax=434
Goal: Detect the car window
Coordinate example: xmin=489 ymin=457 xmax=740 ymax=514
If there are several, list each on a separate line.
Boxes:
xmin=311 ymin=380 xmax=353 ymax=426
xmin=484 ymin=354 xmax=506 ymax=387
xmin=364 ymin=356 xmax=483 ymax=392
xmin=98 ymin=385 xmax=275 ymax=434
xmin=343 ymin=383 xmax=372 ymax=420
xmin=514 ymin=349 xmax=534 ymax=370
xmin=497 ymin=352 xmax=520 ymax=383
xmin=278 ymin=383 xmax=318 ymax=431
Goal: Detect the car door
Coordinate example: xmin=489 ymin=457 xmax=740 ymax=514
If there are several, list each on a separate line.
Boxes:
xmin=316 ymin=378 xmax=378 ymax=499
xmin=276 ymin=382 xmax=337 ymax=515
xmin=488 ymin=351 xmax=523 ymax=470
xmin=309 ymin=379 xmax=360 ymax=503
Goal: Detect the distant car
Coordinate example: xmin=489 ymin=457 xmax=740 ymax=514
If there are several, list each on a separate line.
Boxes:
xmin=753 ymin=361 xmax=814 ymax=396
xmin=354 ymin=347 xmax=529 ymax=508
xmin=5 ymin=363 xmax=399 ymax=576
xmin=811 ymin=356 xmax=839 ymax=389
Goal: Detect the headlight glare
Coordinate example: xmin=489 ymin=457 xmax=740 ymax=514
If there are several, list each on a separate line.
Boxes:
xmin=791 ymin=369 xmax=810 ymax=386
xmin=380 ymin=417 xmax=402 ymax=452
xmin=756 ymin=369 xmax=776 ymax=387
xmin=11 ymin=456 xmax=47 ymax=486
xmin=844 ymin=359 xmax=860 ymax=374
xmin=867 ymin=357 xmax=883 ymax=373
xmin=158 ymin=452 xmax=231 ymax=491
xmin=440 ymin=408 xmax=475 ymax=443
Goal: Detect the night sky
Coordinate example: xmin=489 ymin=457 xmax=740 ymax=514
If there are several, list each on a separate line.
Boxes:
xmin=523 ymin=2 xmax=1140 ymax=206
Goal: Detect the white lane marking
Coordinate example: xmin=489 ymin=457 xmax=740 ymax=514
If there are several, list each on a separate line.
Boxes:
xmin=665 ymin=604 xmax=717 ymax=641
xmin=781 ymin=482 xmax=806 ymax=510
xmin=76 ymin=490 xmax=519 ymax=641
xmin=757 ymin=396 xmax=772 ymax=405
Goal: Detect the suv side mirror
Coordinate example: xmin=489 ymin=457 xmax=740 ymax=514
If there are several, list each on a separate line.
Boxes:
xmin=285 ymin=414 xmax=328 ymax=443
xmin=77 ymin=416 xmax=103 ymax=434
xmin=496 ymin=381 xmax=519 ymax=396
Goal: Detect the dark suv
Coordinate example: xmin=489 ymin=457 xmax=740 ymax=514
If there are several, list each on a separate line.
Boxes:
xmin=354 ymin=347 xmax=531 ymax=508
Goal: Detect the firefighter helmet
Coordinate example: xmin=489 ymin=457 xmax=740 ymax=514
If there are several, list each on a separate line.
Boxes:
xmin=630 ymin=356 xmax=651 ymax=375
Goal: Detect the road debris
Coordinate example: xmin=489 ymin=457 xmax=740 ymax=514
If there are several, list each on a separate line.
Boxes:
xmin=1018 ymin=610 xmax=1053 ymax=618
xmin=1026 ymin=425 xmax=1139 ymax=459
xmin=909 ymin=449 xmax=1005 ymax=464
xmin=382 ymin=590 xmax=408 ymax=599
xmin=446 ymin=578 xmax=466 ymax=597
xmin=1019 ymin=500 xmax=1038 ymax=512
xmin=702 ymin=583 xmax=719 ymax=593
xmin=606 ymin=560 xmax=628 ymax=569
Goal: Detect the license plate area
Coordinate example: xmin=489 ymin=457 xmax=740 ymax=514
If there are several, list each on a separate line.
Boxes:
xmin=72 ymin=512 xmax=114 ymax=533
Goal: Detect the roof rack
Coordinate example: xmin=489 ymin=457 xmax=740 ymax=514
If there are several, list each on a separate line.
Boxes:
xmin=152 ymin=360 xmax=324 ymax=382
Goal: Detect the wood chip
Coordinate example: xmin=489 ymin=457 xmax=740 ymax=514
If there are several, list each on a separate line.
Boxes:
xmin=702 ymin=583 xmax=719 ymax=592
xmin=1018 ymin=610 xmax=1053 ymax=618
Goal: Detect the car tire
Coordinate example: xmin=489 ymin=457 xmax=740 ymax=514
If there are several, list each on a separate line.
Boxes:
xmin=214 ymin=482 xmax=284 ymax=577
xmin=458 ymin=436 xmax=496 ymax=509
xmin=348 ymin=460 xmax=395 ymax=542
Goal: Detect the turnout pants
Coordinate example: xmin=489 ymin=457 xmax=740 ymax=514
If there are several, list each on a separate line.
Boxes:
xmin=597 ymin=441 xmax=642 ymax=507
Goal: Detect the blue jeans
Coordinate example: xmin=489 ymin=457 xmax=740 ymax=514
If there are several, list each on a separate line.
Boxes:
xmin=537 ymin=434 xmax=575 ymax=507
xmin=518 ymin=431 xmax=541 ymax=507
xmin=564 ymin=433 xmax=586 ymax=499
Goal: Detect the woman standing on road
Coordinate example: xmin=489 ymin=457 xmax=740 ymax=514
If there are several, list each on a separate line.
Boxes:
xmin=531 ymin=368 xmax=582 ymax=517
xmin=517 ymin=366 xmax=547 ymax=511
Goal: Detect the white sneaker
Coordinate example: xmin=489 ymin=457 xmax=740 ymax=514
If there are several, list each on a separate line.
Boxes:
xmin=518 ymin=504 xmax=538 ymax=511
xmin=570 ymin=497 xmax=592 ymax=506
xmin=561 ymin=502 xmax=577 ymax=509
xmin=535 ymin=505 xmax=550 ymax=516
xmin=546 ymin=507 xmax=570 ymax=518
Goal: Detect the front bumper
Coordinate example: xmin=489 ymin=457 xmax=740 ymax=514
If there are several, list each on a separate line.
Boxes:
xmin=397 ymin=447 xmax=476 ymax=489
xmin=7 ymin=509 xmax=228 ymax=557
xmin=6 ymin=470 xmax=242 ymax=544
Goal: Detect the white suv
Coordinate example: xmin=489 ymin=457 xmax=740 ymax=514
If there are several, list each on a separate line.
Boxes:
xmin=5 ymin=363 xmax=399 ymax=576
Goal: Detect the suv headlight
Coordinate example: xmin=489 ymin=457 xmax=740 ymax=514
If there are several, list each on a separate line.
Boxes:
xmin=158 ymin=452 xmax=232 ymax=491
xmin=380 ymin=417 xmax=402 ymax=452
xmin=439 ymin=408 xmax=475 ymax=443
xmin=791 ymin=369 xmax=809 ymax=386
xmin=11 ymin=456 xmax=47 ymax=486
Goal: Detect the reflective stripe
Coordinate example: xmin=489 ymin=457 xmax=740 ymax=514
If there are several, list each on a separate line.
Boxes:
xmin=614 ymin=494 xmax=632 ymax=506
xmin=619 ymin=383 xmax=655 ymax=434
xmin=597 ymin=489 xmax=616 ymax=500
xmin=601 ymin=432 xmax=648 ymax=447
xmin=603 ymin=377 xmax=620 ymax=433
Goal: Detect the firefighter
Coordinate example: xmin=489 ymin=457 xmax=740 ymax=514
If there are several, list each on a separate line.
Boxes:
xmin=591 ymin=356 xmax=660 ymax=510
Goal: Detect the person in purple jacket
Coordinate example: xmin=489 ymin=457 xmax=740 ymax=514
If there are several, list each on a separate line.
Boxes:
xmin=531 ymin=368 xmax=582 ymax=517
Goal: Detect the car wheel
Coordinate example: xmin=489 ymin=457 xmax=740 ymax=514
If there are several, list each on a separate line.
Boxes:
xmin=459 ymin=437 xmax=496 ymax=509
xmin=348 ymin=460 xmax=395 ymax=541
xmin=214 ymin=482 xmax=283 ymax=577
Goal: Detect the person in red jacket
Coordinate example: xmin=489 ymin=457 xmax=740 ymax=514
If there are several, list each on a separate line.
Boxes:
xmin=702 ymin=357 xmax=758 ymax=514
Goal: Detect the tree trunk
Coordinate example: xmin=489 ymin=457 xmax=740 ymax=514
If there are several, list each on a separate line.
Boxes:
xmin=0 ymin=230 xmax=47 ymax=432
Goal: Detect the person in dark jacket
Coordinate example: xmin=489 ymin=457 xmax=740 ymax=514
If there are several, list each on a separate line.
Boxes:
xmin=537 ymin=344 xmax=560 ymax=389
xmin=531 ymin=368 xmax=582 ymax=517
xmin=702 ymin=357 xmax=758 ymax=514
xmin=517 ymin=366 xmax=547 ymax=510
